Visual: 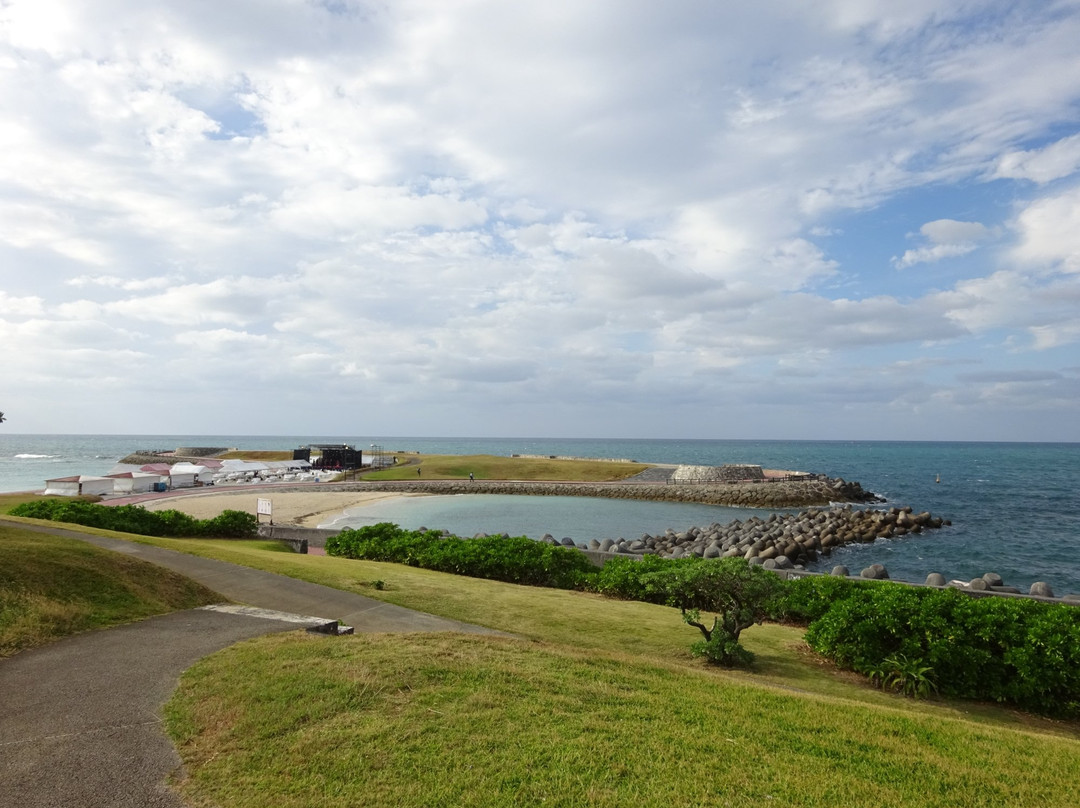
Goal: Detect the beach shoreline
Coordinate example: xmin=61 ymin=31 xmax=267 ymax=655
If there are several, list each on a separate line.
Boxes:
xmin=140 ymin=489 xmax=428 ymax=528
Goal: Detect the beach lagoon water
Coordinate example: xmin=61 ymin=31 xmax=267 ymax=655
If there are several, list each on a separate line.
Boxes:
xmin=320 ymin=493 xmax=790 ymax=542
xmin=1 ymin=434 xmax=1077 ymax=595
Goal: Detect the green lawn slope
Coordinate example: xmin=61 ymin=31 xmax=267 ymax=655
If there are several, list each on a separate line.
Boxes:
xmin=0 ymin=524 xmax=221 ymax=656
xmin=143 ymin=537 xmax=1080 ymax=808
xmin=166 ymin=631 xmax=1080 ymax=808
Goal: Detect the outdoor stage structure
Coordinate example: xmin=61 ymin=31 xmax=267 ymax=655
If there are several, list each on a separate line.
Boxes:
xmin=293 ymin=444 xmax=363 ymax=470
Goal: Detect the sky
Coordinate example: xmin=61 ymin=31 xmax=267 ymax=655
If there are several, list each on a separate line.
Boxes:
xmin=1 ymin=0 xmax=1079 ymax=441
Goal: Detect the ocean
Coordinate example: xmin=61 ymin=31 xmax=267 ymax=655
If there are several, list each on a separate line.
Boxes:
xmin=1 ymin=434 xmax=1078 ymax=596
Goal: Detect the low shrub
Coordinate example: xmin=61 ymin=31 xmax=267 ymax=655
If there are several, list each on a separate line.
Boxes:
xmin=592 ymin=553 xmax=676 ymax=603
xmin=9 ymin=499 xmax=257 ymax=539
xmin=768 ymin=573 xmax=867 ymax=624
xmin=202 ymin=510 xmax=258 ymax=538
xmin=326 ymin=523 xmax=597 ymax=589
xmin=804 ymin=583 xmax=1080 ymax=718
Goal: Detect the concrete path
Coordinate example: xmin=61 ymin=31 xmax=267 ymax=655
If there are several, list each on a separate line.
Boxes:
xmin=0 ymin=520 xmax=506 ymax=807
xmin=4 ymin=521 xmax=503 ymax=635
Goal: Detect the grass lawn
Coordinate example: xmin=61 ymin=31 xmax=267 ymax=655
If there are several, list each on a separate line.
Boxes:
xmin=5 ymin=521 xmax=1077 ymax=806
xmin=217 ymin=450 xmax=295 ymax=461
xmin=143 ymin=538 xmax=1076 ymax=730
xmin=361 ymin=453 xmax=649 ymax=482
xmin=166 ymin=632 xmax=1080 ymax=807
xmin=0 ymin=524 xmax=221 ymax=656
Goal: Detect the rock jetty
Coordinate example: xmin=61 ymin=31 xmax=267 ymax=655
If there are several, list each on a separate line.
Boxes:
xmin=339 ymin=476 xmax=881 ymax=508
xmin=539 ymin=505 xmax=948 ymax=567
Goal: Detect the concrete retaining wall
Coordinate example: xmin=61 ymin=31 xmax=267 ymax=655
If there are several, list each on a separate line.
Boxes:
xmin=256 ymin=524 xmax=340 ymax=553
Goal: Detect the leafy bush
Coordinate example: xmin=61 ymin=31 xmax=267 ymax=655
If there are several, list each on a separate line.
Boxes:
xmin=9 ymin=499 xmax=258 ymax=539
xmin=326 ymin=523 xmax=597 ymax=589
xmin=804 ymin=583 xmax=1080 ymax=718
xmin=592 ymin=553 xmax=676 ymax=603
xmin=768 ymin=574 xmax=867 ymax=624
xmin=202 ymin=510 xmax=258 ymax=538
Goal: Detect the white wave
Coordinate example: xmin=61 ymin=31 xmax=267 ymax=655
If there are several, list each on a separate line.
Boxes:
xmin=14 ymin=453 xmax=57 ymax=459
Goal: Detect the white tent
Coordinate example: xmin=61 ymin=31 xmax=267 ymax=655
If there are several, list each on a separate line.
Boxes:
xmin=43 ymin=476 xmax=81 ymax=496
xmin=170 ymin=462 xmax=214 ymax=486
xmin=44 ymin=475 xmax=116 ymax=497
xmin=219 ymin=460 xmax=270 ymax=474
xmin=167 ymin=470 xmax=196 ymax=488
xmin=107 ymin=471 xmax=163 ymax=494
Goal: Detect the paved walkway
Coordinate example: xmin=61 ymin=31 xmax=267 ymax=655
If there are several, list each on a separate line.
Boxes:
xmin=0 ymin=520 xmax=505 ymax=807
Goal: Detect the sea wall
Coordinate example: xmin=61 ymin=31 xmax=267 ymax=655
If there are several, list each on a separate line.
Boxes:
xmin=174 ymin=447 xmax=232 ymax=458
xmin=257 ymin=524 xmax=340 ymax=553
xmin=671 ymin=464 xmax=766 ymax=483
xmin=118 ymin=448 xmax=232 ymax=465
xmin=334 ymin=476 xmax=880 ymax=508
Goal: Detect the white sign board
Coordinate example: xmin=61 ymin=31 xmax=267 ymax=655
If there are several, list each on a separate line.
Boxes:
xmin=257 ymin=498 xmax=272 ymax=516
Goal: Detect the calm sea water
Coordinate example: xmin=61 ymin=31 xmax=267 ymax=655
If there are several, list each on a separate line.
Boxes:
xmin=1 ymin=434 xmax=1078 ymax=595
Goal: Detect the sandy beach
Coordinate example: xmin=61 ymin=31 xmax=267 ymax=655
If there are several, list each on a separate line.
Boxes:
xmin=141 ymin=490 xmax=425 ymax=528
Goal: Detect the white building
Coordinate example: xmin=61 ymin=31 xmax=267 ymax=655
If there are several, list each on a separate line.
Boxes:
xmin=107 ymin=471 xmax=164 ymax=494
xmin=170 ymin=462 xmax=215 ymax=486
xmin=43 ymin=475 xmax=117 ymax=497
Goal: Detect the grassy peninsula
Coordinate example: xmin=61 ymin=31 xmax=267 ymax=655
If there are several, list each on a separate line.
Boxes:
xmin=361 ymin=453 xmax=649 ymax=481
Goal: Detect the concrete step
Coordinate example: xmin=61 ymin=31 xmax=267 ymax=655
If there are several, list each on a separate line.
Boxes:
xmin=306 ymin=619 xmax=354 ymax=636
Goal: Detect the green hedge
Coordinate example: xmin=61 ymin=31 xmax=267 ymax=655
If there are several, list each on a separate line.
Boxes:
xmin=9 ymin=499 xmax=258 ymax=539
xmin=592 ymin=554 xmax=681 ymax=603
xmin=589 ymin=555 xmax=1080 ymax=718
xmin=769 ymin=573 xmax=869 ymax=624
xmin=803 ymin=582 xmax=1080 ymax=717
xmin=325 ymin=522 xmax=597 ymax=589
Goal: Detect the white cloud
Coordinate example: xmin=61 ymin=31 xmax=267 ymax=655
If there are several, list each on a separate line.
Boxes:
xmin=893 ymin=242 xmax=979 ymax=268
xmin=0 ymin=291 xmax=45 ymax=316
xmin=66 ymin=274 xmax=175 ymax=291
xmin=995 ymin=133 xmax=1080 ymax=184
xmin=1009 ymin=184 xmax=1080 ymax=273
xmin=2 ymin=0 xmax=1080 ymax=438
xmin=919 ymin=220 xmax=990 ymax=245
xmin=892 ymin=219 xmax=992 ymax=268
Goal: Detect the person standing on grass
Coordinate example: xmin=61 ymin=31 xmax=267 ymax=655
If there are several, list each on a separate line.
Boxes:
xmin=469 ymin=472 xmax=474 ymax=481
xmin=417 ymin=467 xmax=421 ymax=477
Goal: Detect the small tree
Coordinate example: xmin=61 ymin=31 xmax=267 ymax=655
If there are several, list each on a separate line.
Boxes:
xmin=645 ymin=558 xmax=784 ymax=667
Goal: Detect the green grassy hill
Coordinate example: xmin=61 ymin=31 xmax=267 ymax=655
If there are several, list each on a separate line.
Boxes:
xmin=0 ymin=524 xmax=221 ymax=656
xmin=148 ymin=537 xmax=1080 ymax=808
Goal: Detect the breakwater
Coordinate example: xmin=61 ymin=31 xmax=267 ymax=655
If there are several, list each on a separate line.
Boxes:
xmin=547 ymin=505 xmax=948 ymax=568
xmin=117 ymin=448 xmax=233 ymax=466
xmin=335 ymin=475 xmax=880 ymax=508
